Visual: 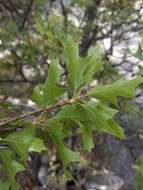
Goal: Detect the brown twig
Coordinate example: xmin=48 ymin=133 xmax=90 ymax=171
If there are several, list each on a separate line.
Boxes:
xmin=0 ymin=96 xmax=8 ymax=103
xmin=0 ymin=98 xmax=79 ymax=127
xmin=60 ymin=0 xmax=68 ymax=32
xmin=19 ymin=0 xmax=34 ymax=30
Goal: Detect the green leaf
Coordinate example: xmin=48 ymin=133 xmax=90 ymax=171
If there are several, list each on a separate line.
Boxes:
xmin=32 ymin=59 xmax=64 ymax=107
xmin=78 ymin=122 xmax=94 ymax=151
xmin=77 ymin=102 xmax=120 ymax=151
xmin=6 ymin=126 xmax=45 ymax=163
xmin=29 ymin=138 xmax=46 ymax=152
xmin=106 ymin=119 xmax=125 ymax=139
xmin=58 ymin=144 xmax=80 ymax=169
xmin=50 ymin=101 xmax=121 ymax=151
xmin=49 ymin=104 xmax=94 ymax=151
xmin=134 ymin=44 xmax=143 ymax=60
xmin=63 ymin=36 xmax=102 ymax=96
xmin=0 ymin=150 xmax=25 ymax=190
xmin=51 ymin=104 xmax=84 ymax=122
xmin=32 ymin=85 xmax=44 ymax=106
xmin=6 ymin=127 xmax=35 ymax=162
xmin=0 ymin=182 xmax=9 ymax=190
xmin=47 ymin=121 xmax=80 ymax=169
xmin=88 ymin=102 xmax=118 ymax=120
xmin=78 ymin=103 xmax=125 ymax=140
xmin=88 ymin=77 xmax=143 ymax=106
xmin=43 ymin=59 xmax=64 ymax=105
xmin=78 ymin=103 xmax=110 ymax=131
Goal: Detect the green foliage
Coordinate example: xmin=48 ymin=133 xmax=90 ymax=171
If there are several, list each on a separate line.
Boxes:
xmin=5 ymin=125 xmax=46 ymax=163
xmin=0 ymin=124 xmax=46 ymax=188
xmin=0 ymin=150 xmax=25 ymax=190
xmin=133 ymin=45 xmax=143 ymax=61
xmin=0 ymin=181 xmax=9 ymax=190
xmin=63 ymin=36 xmax=102 ymax=96
xmin=32 ymin=59 xmax=64 ymax=107
xmin=88 ymin=77 xmax=143 ymax=106
xmin=0 ymin=36 xmax=143 ymax=189
xmin=47 ymin=121 xmax=80 ymax=169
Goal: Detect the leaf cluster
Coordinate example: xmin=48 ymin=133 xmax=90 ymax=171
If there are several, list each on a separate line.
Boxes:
xmin=0 ymin=36 xmax=143 ymax=189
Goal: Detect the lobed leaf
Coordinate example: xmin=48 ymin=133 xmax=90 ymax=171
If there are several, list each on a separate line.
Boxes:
xmin=88 ymin=77 xmax=143 ymax=106
xmin=6 ymin=126 xmax=46 ymax=163
xmin=78 ymin=122 xmax=94 ymax=152
xmin=133 ymin=44 xmax=143 ymax=60
xmin=63 ymin=36 xmax=102 ymax=96
xmin=0 ymin=182 xmax=9 ymax=190
xmin=32 ymin=59 xmax=64 ymax=107
xmin=50 ymin=101 xmax=123 ymax=151
xmin=51 ymin=104 xmax=84 ymax=122
xmin=47 ymin=121 xmax=80 ymax=169
xmin=0 ymin=150 xmax=25 ymax=190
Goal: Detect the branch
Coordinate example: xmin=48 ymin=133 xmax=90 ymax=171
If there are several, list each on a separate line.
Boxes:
xmin=7 ymin=0 xmax=21 ymax=16
xmin=0 ymin=1 xmax=16 ymax=21
xmin=19 ymin=0 xmax=34 ymax=30
xmin=94 ymin=16 xmax=143 ymax=42
xmin=0 ymin=96 xmax=8 ymax=103
xmin=80 ymin=0 xmax=102 ymax=55
xmin=0 ymin=98 xmax=79 ymax=127
xmin=60 ymin=0 xmax=68 ymax=32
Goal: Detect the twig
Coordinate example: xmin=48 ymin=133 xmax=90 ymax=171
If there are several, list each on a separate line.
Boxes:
xmin=7 ymin=0 xmax=21 ymax=16
xmin=0 ymin=98 xmax=79 ymax=127
xmin=0 ymin=96 xmax=8 ymax=103
xmin=60 ymin=0 xmax=68 ymax=32
xmin=19 ymin=0 xmax=34 ymax=30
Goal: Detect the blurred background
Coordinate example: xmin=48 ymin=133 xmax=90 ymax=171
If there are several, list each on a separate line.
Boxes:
xmin=1 ymin=0 xmax=143 ymax=189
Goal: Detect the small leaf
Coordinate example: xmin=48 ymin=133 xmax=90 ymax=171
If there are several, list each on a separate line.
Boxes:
xmin=6 ymin=127 xmax=35 ymax=162
xmin=63 ymin=36 xmax=102 ymax=95
xmin=51 ymin=101 xmax=121 ymax=151
xmin=106 ymin=119 xmax=125 ymax=139
xmin=134 ymin=44 xmax=143 ymax=60
xmin=29 ymin=138 xmax=46 ymax=152
xmin=51 ymin=104 xmax=84 ymax=122
xmin=78 ymin=122 xmax=94 ymax=151
xmin=58 ymin=144 xmax=80 ymax=169
xmin=78 ymin=102 xmax=125 ymax=141
xmin=88 ymin=77 xmax=143 ymax=106
xmin=77 ymin=103 xmax=119 ymax=151
xmin=0 ymin=181 xmax=9 ymax=190
xmin=32 ymin=59 xmax=64 ymax=107
xmin=6 ymin=126 xmax=45 ymax=163
xmin=43 ymin=59 xmax=64 ymax=105
xmin=0 ymin=150 xmax=25 ymax=190
xmin=88 ymin=102 xmax=118 ymax=120
xmin=78 ymin=103 xmax=110 ymax=131
xmin=47 ymin=121 xmax=80 ymax=169
xmin=32 ymin=85 xmax=44 ymax=106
